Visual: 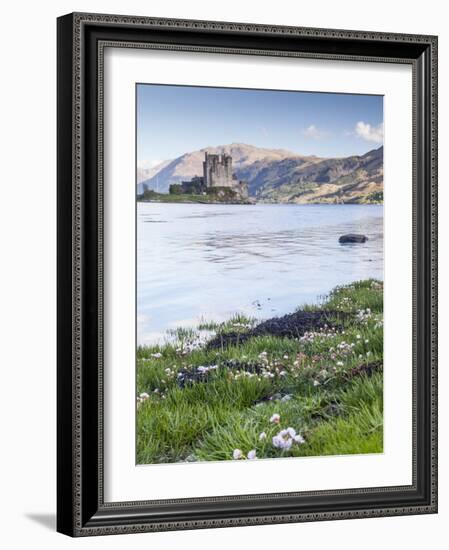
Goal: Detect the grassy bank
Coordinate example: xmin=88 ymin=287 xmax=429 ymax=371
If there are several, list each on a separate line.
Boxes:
xmin=138 ymin=191 xmax=252 ymax=205
xmin=137 ymin=279 xmax=383 ymax=464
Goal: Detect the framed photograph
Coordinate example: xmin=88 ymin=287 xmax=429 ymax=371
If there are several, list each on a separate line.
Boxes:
xmin=57 ymin=12 xmax=438 ymax=536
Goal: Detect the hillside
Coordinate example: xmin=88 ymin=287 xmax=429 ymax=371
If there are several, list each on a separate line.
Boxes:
xmin=139 ymin=143 xmax=383 ymax=204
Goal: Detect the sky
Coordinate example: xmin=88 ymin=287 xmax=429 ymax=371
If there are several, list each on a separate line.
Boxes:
xmin=137 ymin=83 xmax=383 ymax=168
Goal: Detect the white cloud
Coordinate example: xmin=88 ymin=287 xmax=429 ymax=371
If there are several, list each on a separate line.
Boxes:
xmin=354 ymin=121 xmax=384 ymax=144
xmin=303 ymin=125 xmax=328 ymax=139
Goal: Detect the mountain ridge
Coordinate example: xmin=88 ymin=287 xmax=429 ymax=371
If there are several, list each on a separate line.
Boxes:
xmin=139 ymin=143 xmax=383 ymax=204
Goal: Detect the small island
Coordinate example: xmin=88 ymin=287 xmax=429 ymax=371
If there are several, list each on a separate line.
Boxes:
xmin=138 ymin=152 xmax=253 ymax=204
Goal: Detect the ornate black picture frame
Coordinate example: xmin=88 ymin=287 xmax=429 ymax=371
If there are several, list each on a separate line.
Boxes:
xmin=57 ymin=12 xmax=438 ymax=536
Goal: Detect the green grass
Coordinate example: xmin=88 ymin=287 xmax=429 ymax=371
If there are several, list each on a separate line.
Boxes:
xmin=137 ymin=279 xmax=383 ymax=464
xmin=137 ymin=190 xmax=250 ymax=204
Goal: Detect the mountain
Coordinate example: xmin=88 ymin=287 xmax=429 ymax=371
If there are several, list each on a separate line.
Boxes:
xmin=253 ymin=146 xmax=383 ymax=203
xmin=139 ymin=143 xmax=308 ymax=192
xmin=139 ymin=143 xmax=383 ymax=204
xmin=137 ymin=159 xmax=173 ymax=194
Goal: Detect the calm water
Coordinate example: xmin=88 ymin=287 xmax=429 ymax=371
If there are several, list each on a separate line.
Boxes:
xmin=137 ymin=203 xmax=383 ymax=345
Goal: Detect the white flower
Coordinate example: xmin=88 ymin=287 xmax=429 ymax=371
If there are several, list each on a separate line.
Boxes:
xmin=151 ymin=352 xmax=162 ymax=358
xmin=286 ymin=427 xmax=296 ymax=438
xmin=272 ymin=435 xmax=290 ymax=450
xmin=356 ymin=334 xmax=361 ymax=340
xmin=336 ymin=361 xmax=344 ymax=367
xmin=294 ymin=434 xmax=305 ymax=444
xmin=313 ymin=380 xmax=320 ymax=387
xmin=272 ymin=427 xmax=302 ymax=451
xmin=139 ymin=392 xmax=150 ymax=400
xmin=233 ymin=449 xmax=243 ymax=460
xmin=247 ymin=449 xmax=257 ymax=460
xmin=272 ymin=433 xmax=293 ymax=450
xmin=259 ymin=431 xmax=267 ymax=441
xmin=365 ymin=339 xmax=369 ymax=344
xmin=283 ymin=355 xmax=289 ymax=359
xmin=270 ymin=413 xmax=281 ymax=424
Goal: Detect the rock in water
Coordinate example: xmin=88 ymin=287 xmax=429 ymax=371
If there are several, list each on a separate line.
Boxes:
xmin=339 ymin=233 xmax=368 ymax=244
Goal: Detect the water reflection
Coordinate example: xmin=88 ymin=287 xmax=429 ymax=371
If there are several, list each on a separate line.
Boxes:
xmin=137 ymin=203 xmax=383 ymax=345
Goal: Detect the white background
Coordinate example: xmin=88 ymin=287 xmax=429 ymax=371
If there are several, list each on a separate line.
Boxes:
xmin=104 ymin=48 xmax=412 ymax=501
xmin=0 ymin=1 xmax=446 ymax=548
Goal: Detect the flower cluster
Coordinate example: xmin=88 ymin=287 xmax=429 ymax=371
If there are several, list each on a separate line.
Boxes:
xmin=162 ymin=366 xmax=177 ymax=381
xmin=269 ymin=414 xmax=306 ymax=450
xmin=136 ymin=392 xmax=150 ymax=406
xmin=356 ymin=308 xmax=373 ymax=324
xmin=196 ymin=364 xmax=218 ymax=374
xmin=335 ymin=340 xmax=356 ymax=357
xmin=171 ymin=332 xmax=212 ymax=355
xmin=231 ymin=413 xmax=305 ymax=461
xmin=272 ymin=427 xmax=305 ymax=450
xmin=176 ymin=363 xmax=220 ymax=386
xmin=298 ymin=327 xmax=338 ymax=344
xmin=233 ymin=448 xmax=257 ymax=460
xmin=137 ymin=387 xmax=168 ymax=402
xmin=334 ymin=295 xmax=354 ymax=311
xmin=374 ymin=317 xmax=384 ymax=329
xmin=226 ymin=352 xmax=298 ymax=382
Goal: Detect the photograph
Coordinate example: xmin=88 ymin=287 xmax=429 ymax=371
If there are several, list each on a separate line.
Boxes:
xmin=136 ymin=84 xmax=384 ymax=465
xmin=52 ymin=8 xmax=437 ymax=538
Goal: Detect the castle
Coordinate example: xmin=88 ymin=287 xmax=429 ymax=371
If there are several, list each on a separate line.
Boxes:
xmin=174 ymin=152 xmax=248 ymax=198
xmin=203 ymin=152 xmax=235 ymax=188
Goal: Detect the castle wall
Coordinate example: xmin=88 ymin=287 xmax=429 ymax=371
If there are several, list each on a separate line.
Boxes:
xmin=203 ymin=153 xmax=234 ymax=188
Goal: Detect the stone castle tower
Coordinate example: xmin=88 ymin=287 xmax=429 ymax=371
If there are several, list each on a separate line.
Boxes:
xmin=203 ymin=152 xmax=235 ymax=188
xmin=177 ymin=152 xmax=248 ymax=199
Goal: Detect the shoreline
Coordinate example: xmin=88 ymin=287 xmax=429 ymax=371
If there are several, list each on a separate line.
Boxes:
xmin=137 ymin=198 xmax=383 ymax=206
xmin=137 ymin=279 xmax=384 ymax=464
xmin=138 ymin=198 xmax=254 ymax=205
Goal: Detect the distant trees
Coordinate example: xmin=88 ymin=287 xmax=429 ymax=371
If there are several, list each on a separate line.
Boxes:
xmin=170 ymin=177 xmax=206 ymax=195
xmin=169 ymin=184 xmax=183 ymax=195
xmin=142 ymin=188 xmax=158 ymax=199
